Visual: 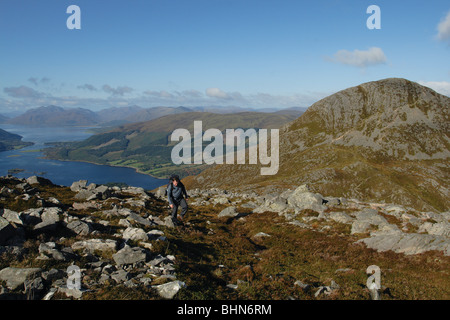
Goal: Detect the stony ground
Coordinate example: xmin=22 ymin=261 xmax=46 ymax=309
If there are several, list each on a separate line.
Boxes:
xmin=0 ymin=176 xmax=449 ymax=300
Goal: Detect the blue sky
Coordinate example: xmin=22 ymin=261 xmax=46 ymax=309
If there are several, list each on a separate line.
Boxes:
xmin=1 ymin=0 xmax=449 ymax=113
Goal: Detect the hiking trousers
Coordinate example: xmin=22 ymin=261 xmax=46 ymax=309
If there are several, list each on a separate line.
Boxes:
xmin=171 ymin=198 xmax=188 ymax=220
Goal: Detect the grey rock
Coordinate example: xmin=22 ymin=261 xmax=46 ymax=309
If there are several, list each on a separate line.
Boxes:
xmin=71 ymin=239 xmax=117 ymax=254
xmin=93 ymin=185 xmax=113 ymax=200
xmin=218 ymin=206 xmax=238 ymax=218
xmin=423 ymin=221 xmax=450 ymax=237
xmin=0 ymin=216 xmax=15 ymax=245
xmin=110 ymin=269 xmax=131 ymax=283
xmin=66 ymin=220 xmax=92 ymax=236
xmin=58 ymin=286 xmax=83 ymax=299
xmin=153 ymin=280 xmax=186 ymax=299
xmin=113 ymin=245 xmax=147 ymax=266
xmin=122 ymin=227 xmax=149 ymax=242
xmin=163 ymin=216 xmax=176 ymax=228
xmin=75 ymin=189 xmax=96 ymax=200
xmin=213 ymin=197 xmax=230 ymax=205
xmin=148 ymin=254 xmax=170 ymax=267
xmin=42 ymin=269 xmax=66 ymax=282
xmin=41 ymin=207 xmax=62 ymax=223
xmin=2 ymin=209 xmax=23 ymax=225
xmin=38 ymin=242 xmax=67 ymax=261
xmin=329 ymin=212 xmax=353 ymax=224
xmin=357 ymin=233 xmax=450 ymax=256
xmin=0 ymin=267 xmax=42 ymax=290
xmin=350 ymin=208 xmax=389 ymax=234
xmin=287 ymin=185 xmax=326 ymax=212
xmin=20 ymin=208 xmax=42 ymax=225
xmin=33 ymin=219 xmax=59 ymax=233
xmin=26 ymin=176 xmax=53 ymax=186
xmin=147 ymin=229 xmax=165 ymax=240
xmin=70 ymin=180 xmax=88 ymax=192
xmin=127 ymin=212 xmax=152 ymax=226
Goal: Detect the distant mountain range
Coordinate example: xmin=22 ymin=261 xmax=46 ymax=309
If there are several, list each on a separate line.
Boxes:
xmin=7 ymin=106 xmax=100 ymax=127
xmin=4 ymin=105 xmax=306 ymax=127
xmin=44 ymin=111 xmax=299 ymax=179
xmin=0 ymin=128 xmax=33 ymax=151
xmin=185 ymin=78 xmax=450 ymax=212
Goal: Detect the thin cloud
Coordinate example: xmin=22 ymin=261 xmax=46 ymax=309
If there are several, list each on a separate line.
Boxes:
xmin=205 ymin=87 xmax=230 ymax=99
xmin=102 ymin=85 xmax=134 ymax=96
xmin=28 ymin=77 xmax=50 ymax=86
xmin=330 ymin=47 xmax=387 ymax=68
xmin=437 ymin=11 xmax=450 ymax=42
xmin=3 ymin=85 xmax=44 ymax=99
xmin=77 ymin=84 xmax=98 ymax=91
xmin=143 ymin=90 xmax=175 ymax=98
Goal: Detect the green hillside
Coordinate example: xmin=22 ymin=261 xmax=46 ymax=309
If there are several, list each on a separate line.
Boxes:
xmin=45 ymin=111 xmax=297 ymax=179
xmin=0 ymin=128 xmax=33 ymax=151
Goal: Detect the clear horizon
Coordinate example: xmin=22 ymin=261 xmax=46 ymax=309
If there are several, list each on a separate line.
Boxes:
xmin=1 ymin=0 xmax=449 ymax=114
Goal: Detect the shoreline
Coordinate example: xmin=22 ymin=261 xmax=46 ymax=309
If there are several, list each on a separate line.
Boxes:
xmin=41 ymin=155 xmax=168 ymax=182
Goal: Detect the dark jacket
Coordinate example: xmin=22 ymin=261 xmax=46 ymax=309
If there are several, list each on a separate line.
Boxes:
xmin=167 ymin=182 xmax=188 ymax=205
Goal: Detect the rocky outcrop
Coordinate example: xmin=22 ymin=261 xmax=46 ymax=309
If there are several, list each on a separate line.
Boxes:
xmin=177 ymin=184 xmax=450 ymax=257
xmin=0 ymin=176 xmax=182 ymax=300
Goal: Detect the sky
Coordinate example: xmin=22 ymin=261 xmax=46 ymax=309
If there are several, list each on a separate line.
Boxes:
xmin=0 ymin=0 xmax=449 ymax=114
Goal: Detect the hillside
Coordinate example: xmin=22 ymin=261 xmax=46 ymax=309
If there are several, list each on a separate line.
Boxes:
xmin=0 ymin=175 xmax=449 ymax=300
xmin=8 ymin=106 xmax=100 ymax=127
xmin=44 ymin=111 xmax=297 ymax=179
xmin=0 ymin=128 xmax=33 ymax=151
xmin=185 ymin=78 xmax=450 ymax=212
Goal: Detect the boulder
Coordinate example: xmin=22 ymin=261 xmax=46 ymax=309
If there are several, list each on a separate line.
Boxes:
xmin=0 ymin=267 xmax=42 ymax=290
xmin=218 ymin=206 xmax=238 ymax=218
xmin=350 ymin=208 xmax=389 ymax=235
xmin=112 ymin=245 xmax=147 ymax=266
xmin=70 ymin=180 xmax=88 ymax=192
xmin=213 ymin=197 xmax=230 ymax=205
xmin=74 ymin=189 xmax=96 ymax=200
xmin=0 ymin=217 xmax=15 ymax=245
xmin=287 ymin=185 xmax=326 ymax=212
xmin=122 ymin=227 xmax=149 ymax=242
xmin=71 ymin=239 xmax=117 ymax=254
xmin=41 ymin=207 xmax=62 ymax=223
xmin=33 ymin=208 xmax=62 ymax=233
xmin=66 ymin=220 xmax=92 ymax=236
xmin=2 ymin=209 xmax=23 ymax=225
xmin=26 ymin=176 xmax=53 ymax=186
xmin=153 ymin=280 xmax=186 ymax=299
xmin=357 ymin=233 xmax=450 ymax=256
xmin=127 ymin=212 xmax=152 ymax=226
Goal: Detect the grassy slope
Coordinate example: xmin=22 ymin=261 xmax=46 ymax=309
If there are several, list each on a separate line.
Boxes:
xmin=1 ymin=180 xmax=448 ymax=300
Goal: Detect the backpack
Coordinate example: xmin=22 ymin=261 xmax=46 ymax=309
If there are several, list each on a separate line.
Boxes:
xmin=164 ymin=182 xmax=173 ymax=197
xmin=164 ymin=174 xmax=180 ymax=197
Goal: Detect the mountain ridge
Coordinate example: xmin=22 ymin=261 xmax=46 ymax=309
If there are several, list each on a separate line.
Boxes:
xmin=184 ymin=78 xmax=450 ymax=212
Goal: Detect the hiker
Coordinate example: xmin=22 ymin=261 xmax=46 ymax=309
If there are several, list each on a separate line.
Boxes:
xmin=167 ymin=175 xmax=189 ymax=224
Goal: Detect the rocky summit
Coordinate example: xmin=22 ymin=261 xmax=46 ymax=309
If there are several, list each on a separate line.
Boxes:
xmin=1 ymin=175 xmax=449 ymax=300
xmin=186 ymin=78 xmax=449 ymax=213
